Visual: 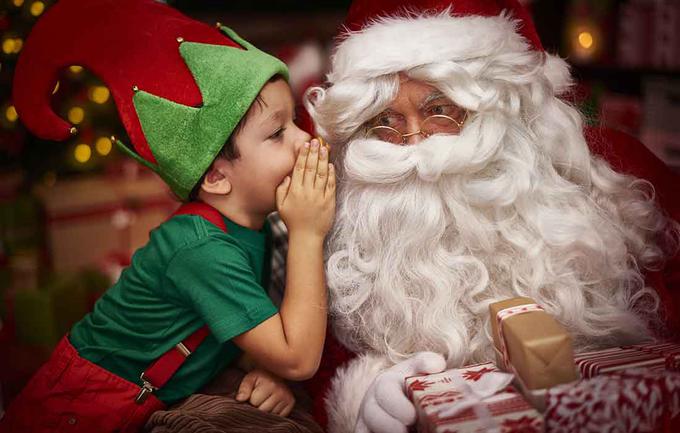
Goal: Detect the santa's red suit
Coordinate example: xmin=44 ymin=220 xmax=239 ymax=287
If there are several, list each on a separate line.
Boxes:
xmin=302 ymin=0 xmax=680 ymax=431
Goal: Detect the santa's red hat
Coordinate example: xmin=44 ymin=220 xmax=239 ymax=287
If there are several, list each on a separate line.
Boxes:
xmin=327 ymin=0 xmax=570 ymax=94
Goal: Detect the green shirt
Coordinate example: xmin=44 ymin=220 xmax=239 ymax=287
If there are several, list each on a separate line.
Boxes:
xmin=70 ymin=213 xmax=278 ymax=403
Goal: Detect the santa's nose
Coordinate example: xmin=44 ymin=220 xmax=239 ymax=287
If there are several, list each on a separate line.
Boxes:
xmin=405 ymin=132 xmax=423 ymax=146
xmin=403 ymin=118 xmax=424 ymax=145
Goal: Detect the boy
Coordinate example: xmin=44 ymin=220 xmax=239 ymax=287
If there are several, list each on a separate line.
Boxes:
xmin=1 ymin=0 xmax=335 ymax=431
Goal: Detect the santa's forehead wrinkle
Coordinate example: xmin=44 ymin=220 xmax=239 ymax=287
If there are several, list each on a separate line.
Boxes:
xmin=388 ymin=78 xmax=442 ymax=114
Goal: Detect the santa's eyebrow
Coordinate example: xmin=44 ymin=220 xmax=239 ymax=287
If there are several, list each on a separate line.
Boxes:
xmin=419 ymin=91 xmax=448 ymax=109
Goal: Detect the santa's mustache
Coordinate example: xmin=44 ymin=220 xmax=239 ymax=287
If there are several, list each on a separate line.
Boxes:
xmin=343 ymin=114 xmax=506 ymax=184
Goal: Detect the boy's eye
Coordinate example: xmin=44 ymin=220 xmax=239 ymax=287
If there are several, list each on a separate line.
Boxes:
xmin=269 ymin=127 xmax=285 ymax=140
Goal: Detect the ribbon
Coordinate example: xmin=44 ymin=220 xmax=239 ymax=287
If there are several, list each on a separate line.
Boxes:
xmin=435 ymin=367 xmax=514 ymax=431
xmin=424 ymin=303 xmax=545 ymax=429
xmin=496 ymin=303 xmax=544 ymax=373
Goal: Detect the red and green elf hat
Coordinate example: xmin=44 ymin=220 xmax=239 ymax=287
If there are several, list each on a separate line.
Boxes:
xmin=13 ymin=0 xmax=288 ymax=200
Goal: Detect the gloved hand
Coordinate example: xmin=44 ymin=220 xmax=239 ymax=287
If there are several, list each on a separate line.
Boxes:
xmin=355 ymin=352 xmax=447 ymax=433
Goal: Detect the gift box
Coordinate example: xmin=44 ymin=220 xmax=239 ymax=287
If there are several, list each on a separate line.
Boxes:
xmin=34 ymin=172 xmax=177 ymax=272
xmin=545 ymin=368 xmax=680 ymax=433
xmin=574 ymin=341 xmax=680 ymax=378
xmin=406 ymin=362 xmax=544 ymax=433
xmin=489 ymin=297 xmax=577 ymax=391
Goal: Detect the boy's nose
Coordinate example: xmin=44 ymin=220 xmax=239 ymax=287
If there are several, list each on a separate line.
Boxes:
xmin=295 ymin=128 xmax=312 ymax=153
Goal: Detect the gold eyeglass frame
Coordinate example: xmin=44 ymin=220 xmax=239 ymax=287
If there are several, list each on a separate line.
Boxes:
xmin=365 ymin=112 xmax=468 ymax=145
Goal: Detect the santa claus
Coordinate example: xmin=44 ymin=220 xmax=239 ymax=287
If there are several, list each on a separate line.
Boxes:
xmin=302 ymin=0 xmax=680 ymax=432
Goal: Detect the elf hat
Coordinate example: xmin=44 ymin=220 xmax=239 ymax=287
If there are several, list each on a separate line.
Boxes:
xmin=328 ymin=0 xmax=570 ymax=94
xmin=13 ymin=0 xmax=288 ymax=200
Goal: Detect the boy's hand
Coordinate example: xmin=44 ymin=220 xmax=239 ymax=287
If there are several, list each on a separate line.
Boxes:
xmin=276 ymin=138 xmax=336 ymax=238
xmin=235 ymin=368 xmax=296 ymax=417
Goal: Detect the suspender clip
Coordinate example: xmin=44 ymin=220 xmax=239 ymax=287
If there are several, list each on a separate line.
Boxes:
xmin=135 ymin=373 xmax=159 ymax=404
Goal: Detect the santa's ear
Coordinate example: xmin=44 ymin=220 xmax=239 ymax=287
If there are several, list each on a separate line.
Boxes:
xmin=200 ymin=161 xmax=232 ymax=196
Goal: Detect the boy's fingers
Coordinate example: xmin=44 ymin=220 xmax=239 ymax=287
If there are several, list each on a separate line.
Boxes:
xmin=236 ymin=374 xmax=257 ymax=402
xmin=303 ymin=139 xmax=320 ymax=189
xmin=256 ymin=394 xmax=278 ymax=413
xmin=291 ymin=142 xmax=310 ymax=187
xmin=314 ymin=145 xmax=329 ymax=190
xmin=276 ymin=176 xmax=291 ymax=208
xmin=280 ymin=401 xmax=295 ymax=417
xmin=249 ymin=384 xmax=271 ymax=407
xmin=325 ymin=163 xmax=336 ymax=197
xmin=272 ymin=400 xmax=288 ymax=416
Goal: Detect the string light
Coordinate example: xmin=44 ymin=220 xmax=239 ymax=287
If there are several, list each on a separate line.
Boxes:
xmin=30 ymin=1 xmax=45 ymax=17
xmin=2 ymin=39 xmax=15 ymax=55
xmin=74 ymin=144 xmax=92 ymax=163
xmin=69 ymin=65 xmax=83 ymax=74
xmin=89 ymin=86 xmax=110 ymax=104
xmin=12 ymin=0 xmax=24 ymax=7
xmin=578 ymin=31 xmax=594 ymax=50
xmin=52 ymin=81 xmax=60 ymax=95
xmin=67 ymin=106 xmax=85 ymax=125
xmin=5 ymin=105 xmax=18 ymax=122
xmin=95 ymin=136 xmax=113 ymax=156
xmin=12 ymin=38 xmax=23 ymax=53
xmin=568 ymin=21 xmax=600 ymax=62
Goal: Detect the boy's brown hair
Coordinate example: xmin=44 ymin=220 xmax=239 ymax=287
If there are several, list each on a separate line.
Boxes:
xmin=187 ymin=76 xmax=285 ymax=202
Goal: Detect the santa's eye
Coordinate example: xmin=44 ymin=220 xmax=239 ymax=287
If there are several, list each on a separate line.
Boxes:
xmin=372 ymin=112 xmax=401 ymax=128
xmin=424 ymin=103 xmax=461 ymax=118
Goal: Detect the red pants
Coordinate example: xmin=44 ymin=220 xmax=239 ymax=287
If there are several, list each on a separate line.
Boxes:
xmin=0 ymin=336 xmax=164 ymax=433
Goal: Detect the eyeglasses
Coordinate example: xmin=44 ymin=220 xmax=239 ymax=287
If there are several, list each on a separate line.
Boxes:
xmin=365 ymin=113 xmax=468 ymax=145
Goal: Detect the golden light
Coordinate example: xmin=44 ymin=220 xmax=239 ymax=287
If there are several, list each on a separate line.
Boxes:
xmin=30 ymin=1 xmax=45 ymax=17
xmin=52 ymin=81 xmax=60 ymax=95
xmin=89 ymin=86 xmax=110 ymax=104
xmin=578 ymin=31 xmax=594 ymax=50
xmin=568 ymin=20 xmax=600 ymax=63
xmin=6 ymin=105 xmax=18 ymax=122
xmin=2 ymin=39 xmax=15 ymax=55
xmin=74 ymin=144 xmax=92 ymax=163
xmin=67 ymin=106 xmax=85 ymax=125
xmin=95 ymin=136 xmax=113 ymax=156
xmin=12 ymin=38 xmax=23 ymax=53
xmin=69 ymin=65 xmax=83 ymax=74
xmin=12 ymin=0 xmax=24 ymax=7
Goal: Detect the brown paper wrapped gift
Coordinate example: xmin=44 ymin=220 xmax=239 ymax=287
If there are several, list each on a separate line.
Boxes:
xmin=489 ymin=297 xmax=577 ymax=391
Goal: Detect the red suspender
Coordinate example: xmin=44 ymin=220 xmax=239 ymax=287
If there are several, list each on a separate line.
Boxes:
xmin=135 ymin=201 xmax=226 ymax=404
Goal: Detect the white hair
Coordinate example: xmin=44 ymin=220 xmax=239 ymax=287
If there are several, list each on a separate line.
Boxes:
xmin=305 ymin=37 xmax=679 ymax=367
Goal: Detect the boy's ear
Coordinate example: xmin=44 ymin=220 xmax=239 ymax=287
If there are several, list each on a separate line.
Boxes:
xmin=200 ymin=161 xmax=232 ymax=196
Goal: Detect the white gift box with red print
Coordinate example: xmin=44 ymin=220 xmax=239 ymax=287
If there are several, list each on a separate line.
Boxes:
xmin=574 ymin=342 xmax=680 ymax=378
xmin=405 ymin=362 xmax=544 ymax=433
xmin=545 ymin=367 xmax=680 ymax=433
xmin=542 ymin=342 xmax=680 ymax=433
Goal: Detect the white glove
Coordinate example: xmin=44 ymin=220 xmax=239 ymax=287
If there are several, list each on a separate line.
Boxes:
xmin=355 ymin=352 xmax=447 ymax=433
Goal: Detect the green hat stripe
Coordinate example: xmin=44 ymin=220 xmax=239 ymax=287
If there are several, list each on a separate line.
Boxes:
xmin=114 ymin=138 xmax=157 ymax=172
xmin=131 ymin=26 xmax=289 ymax=200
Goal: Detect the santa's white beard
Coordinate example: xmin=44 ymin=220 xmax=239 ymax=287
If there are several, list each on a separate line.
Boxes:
xmin=326 ymin=113 xmax=667 ymax=368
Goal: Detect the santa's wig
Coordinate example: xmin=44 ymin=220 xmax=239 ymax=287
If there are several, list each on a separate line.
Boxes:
xmin=305 ymin=8 xmax=679 ymax=365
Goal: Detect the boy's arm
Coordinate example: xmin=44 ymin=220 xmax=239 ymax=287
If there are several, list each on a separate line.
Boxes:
xmin=232 ymin=139 xmax=335 ymax=381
